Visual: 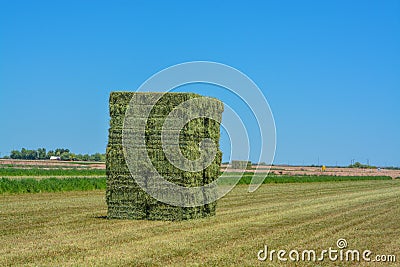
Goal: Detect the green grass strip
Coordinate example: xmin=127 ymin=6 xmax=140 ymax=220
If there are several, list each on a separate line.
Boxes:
xmin=0 ymin=167 xmax=105 ymax=177
xmin=0 ymin=177 xmax=106 ymax=194
xmin=1 ymin=174 xmax=392 ymax=194
xmin=235 ymin=174 xmax=392 ymax=184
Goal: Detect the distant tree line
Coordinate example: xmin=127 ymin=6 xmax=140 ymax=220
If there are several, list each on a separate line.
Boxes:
xmin=4 ymin=148 xmax=105 ymax=162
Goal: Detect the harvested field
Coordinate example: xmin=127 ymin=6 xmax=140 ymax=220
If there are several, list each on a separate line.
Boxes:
xmin=0 ymin=180 xmax=398 ymax=266
xmin=223 ymin=164 xmax=400 ymax=179
xmin=0 ymin=159 xmax=105 ymax=169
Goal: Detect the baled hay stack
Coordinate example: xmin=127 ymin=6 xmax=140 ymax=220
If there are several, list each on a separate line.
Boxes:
xmin=231 ymin=160 xmax=252 ymax=170
xmin=106 ymin=92 xmax=223 ymax=220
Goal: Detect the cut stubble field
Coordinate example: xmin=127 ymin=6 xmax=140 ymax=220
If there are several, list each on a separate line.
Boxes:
xmin=1 ymin=180 xmax=399 ymax=266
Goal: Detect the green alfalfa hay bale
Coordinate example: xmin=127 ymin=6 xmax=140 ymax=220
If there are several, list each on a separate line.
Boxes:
xmin=119 ymin=128 xmax=209 ymax=141
xmin=109 ymin=92 xmax=134 ymax=105
xmin=146 ymin=203 xmax=212 ymax=221
xmin=110 ymin=91 xmax=203 ymax=115
xmin=107 ymin=202 xmax=147 ymax=220
xmin=202 ymin=202 xmax=217 ymax=217
xmin=106 ymin=144 xmax=125 ymax=160
xmin=106 ymin=189 xmax=146 ymax=202
xmin=149 ymin=103 xmax=207 ymax=118
xmin=109 ymin=91 xmax=222 ymax=119
xmin=146 ymin=203 xmax=203 ymax=221
xmin=109 ymin=103 xmax=129 ymax=117
xmin=231 ymin=160 xmax=245 ymax=169
xmin=164 ymin=172 xmax=203 ymax=187
xmin=106 ymin=175 xmax=146 ymax=194
xmin=203 ymin=163 xmax=221 ymax=179
xmin=149 ymin=168 xmax=203 ymax=183
xmin=146 ymin=204 xmax=185 ymax=221
xmin=109 ymin=115 xmax=126 ymax=129
xmin=143 ymin=92 xmax=202 ymax=108
xmin=203 ymin=118 xmax=222 ymax=134
xmin=110 ymin=103 xmax=180 ymax=118
xmin=111 ymin=94 xmax=222 ymax=131
xmin=113 ymin=117 xmax=206 ymax=131
xmin=106 ymin=174 xmax=143 ymax=189
xmin=183 ymin=206 xmax=204 ymax=220
xmin=231 ymin=160 xmax=250 ymax=170
xmin=111 ymin=120 xmax=220 ymax=145
xmin=107 ymin=209 xmax=147 ymax=220
xmin=106 ymin=148 xmax=128 ymax=171
xmin=143 ymin=178 xmax=210 ymax=207
xmin=130 ymin=92 xmax=190 ymax=106
xmin=121 ymin=139 xmax=206 ymax=149
xmin=107 ymin=147 xmax=219 ymax=182
xmin=107 ymin=92 xmax=223 ymax=220
xmin=106 ymin=164 xmax=130 ymax=175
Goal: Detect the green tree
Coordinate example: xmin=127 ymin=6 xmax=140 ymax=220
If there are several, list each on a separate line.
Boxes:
xmin=55 ymin=148 xmax=69 ymax=156
xmin=10 ymin=150 xmax=22 ymax=159
xmin=37 ymin=148 xmax=46 ymax=159
xmin=60 ymin=152 xmax=71 ymax=161
xmin=91 ymin=153 xmax=102 ymax=161
xmin=47 ymin=150 xmax=55 ymax=158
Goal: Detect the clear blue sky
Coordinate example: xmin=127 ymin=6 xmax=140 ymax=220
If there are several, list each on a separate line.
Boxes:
xmin=1 ymin=0 xmax=399 ymax=167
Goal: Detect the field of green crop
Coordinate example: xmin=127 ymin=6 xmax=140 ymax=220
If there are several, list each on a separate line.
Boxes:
xmin=1 ymin=180 xmax=398 ymax=266
xmin=0 ymin=174 xmax=393 ymax=194
xmin=0 ymin=167 xmax=105 ymax=177
xmin=234 ymin=173 xmax=392 ymax=184
xmin=0 ymin=177 xmax=106 ymax=194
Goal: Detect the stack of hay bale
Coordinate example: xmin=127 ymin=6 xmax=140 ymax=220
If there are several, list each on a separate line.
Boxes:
xmin=106 ymin=92 xmax=223 ymax=220
xmin=231 ymin=160 xmax=252 ymax=170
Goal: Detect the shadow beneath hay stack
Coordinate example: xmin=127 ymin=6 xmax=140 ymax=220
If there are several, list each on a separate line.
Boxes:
xmin=95 ymin=215 xmax=108 ymax=219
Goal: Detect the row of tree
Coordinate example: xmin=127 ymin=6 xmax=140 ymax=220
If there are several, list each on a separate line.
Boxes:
xmin=5 ymin=148 xmax=105 ymax=162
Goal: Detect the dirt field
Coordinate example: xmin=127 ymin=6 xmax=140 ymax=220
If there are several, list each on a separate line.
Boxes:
xmin=2 ymin=160 xmax=399 ymax=178
xmin=222 ymin=164 xmax=400 ymax=179
xmin=0 ymin=159 xmax=105 ymax=169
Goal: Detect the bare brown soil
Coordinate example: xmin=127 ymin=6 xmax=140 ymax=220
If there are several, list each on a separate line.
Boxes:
xmin=0 ymin=159 xmax=105 ymax=169
xmin=2 ymin=160 xmax=399 ymax=178
xmin=222 ymin=164 xmax=400 ymax=179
